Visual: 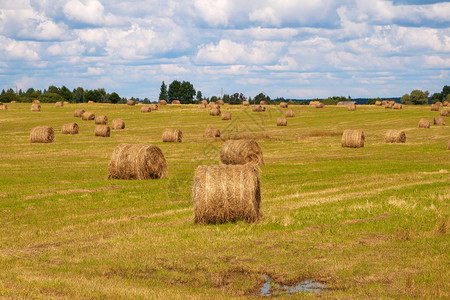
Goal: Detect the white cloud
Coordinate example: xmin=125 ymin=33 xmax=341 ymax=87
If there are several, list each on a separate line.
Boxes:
xmin=0 ymin=36 xmax=39 ymax=60
xmin=46 ymin=41 xmax=85 ymax=56
xmin=194 ymin=0 xmax=231 ymax=27
xmin=63 ymin=0 xmax=105 ymax=25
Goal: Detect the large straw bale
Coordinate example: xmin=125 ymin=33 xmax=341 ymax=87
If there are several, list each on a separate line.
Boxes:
xmin=243 ymin=100 xmax=250 ymax=106
xmin=315 ymin=102 xmax=324 ymax=108
xmin=159 ymin=100 xmax=167 ymax=105
xmin=192 ymin=164 xmax=262 ymax=224
xmin=220 ymin=140 xmax=264 ymax=166
xmin=385 ymin=130 xmax=406 ymax=143
xmin=150 ymin=104 xmax=158 ymax=111
xmin=82 ymin=111 xmax=95 ymax=120
xmin=434 ymin=116 xmax=446 ymax=125
xmin=162 ymin=128 xmax=182 ymax=142
xmin=30 ymin=126 xmax=54 ymax=143
xmin=127 ymin=100 xmax=136 ymax=106
xmin=140 ymin=106 xmax=151 ymax=113
xmin=88 ymin=101 xmax=94 ymax=103
xmin=431 ymin=104 xmax=439 ymax=111
xmin=348 ymin=104 xmax=357 ymax=111
xmin=204 ymin=127 xmax=220 ymax=138
xmin=111 ymin=118 xmax=125 ymax=130
xmin=61 ymin=123 xmax=79 ymax=134
xmin=95 ymin=125 xmax=110 ymax=137
xmin=280 ymin=102 xmax=288 ymax=108
xmin=0 ymin=104 xmax=7 ymax=110
xmin=443 ymin=101 xmax=449 ymax=107
xmin=277 ymin=117 xmax=287 ymax=126
xmin=222 ymin=111 xmax=231 ymax=120
xmin=198 ymin=102 xmax=207 ymax=109
xmin=73 ymin=109 xmax=85 ymax=117
xmin=375 ymin=101 xmax=382 ymax=106
xmin=217 ymin=100 xmax=224 ymax=105
xmin=439 ymin=109 xmax=449 ymax=117
xmin=108 ymin=144 xmax=167 ymax=180
xmin=95 ymin=115 xmax=108 ymax=124
xmin=285 ymin=110 xmax=295 ymax=118
xmin=418 ymin=119 xmax=430 ymax=128
xmin=385 ymin=103 xmax=393 ymax=109
xmin=31 ymin=104 xmax=41 ymax=111
xmin=393 ymin=103 xmax=402 ymax=110
xmin=172 ymin=100 xmax=181 ymax=104
xmin=252 ymin=105 xmax=265 ymax=112
xmin=55 ymin=101 xmax=64 ymax=107
xmin=341 ymin=129 xmax=365 ymax=148
xmin=210 ymin=107 xmax=221 ymax=116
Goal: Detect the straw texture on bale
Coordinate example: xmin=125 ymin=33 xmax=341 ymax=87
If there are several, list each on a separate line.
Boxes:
xmin=418 ymin=119 xmax=430 ymax=128
xmin=209 ymin=102 xmax=218 ymax=108
xmin=55 ymin=101 xmax=63 ymax=107
xmin=204 ymin=127 xmax=220 ymax=138
xmin=162 ymin=128 xmax=182 ymax=142
xmin=444 ymin=101 xmax=449 ymax=107
xmin=159 ymin=100 xmax=167 ymax=105
xmin=127 ymin=100 xmax=135 ymax=106
xmin=0 ymin=104 xmax=7 ymax=110
xmin=220 ymin=140 xmax=264 ymax=166
xmin=285 ymin=110 xmax=295 ymax=118
xmin=252 ymin=105 xmax=265 ymax=112
xmin=260 ymin=101 xmax=267 ymax=105
xmin=381 ymin=100 xmax=388 ymax=105
xmin=315 ymin=102 xmax=324 ymax=108
xmin=30 ymin=126 xmax=54 ymax=143
xmin=140 ymin=106 xmax=151 ymax=113
xmin=222 ymin=111 xmax=231 ymax=120
xmin=32 ymin=100 xmax=40 ymax=103
xmin=61 ymin=123 xmax=79 ymax=134
xmin=385 ymin=103 xmax=393 ymax=109
xmin=111 ymin=118 xmax=125 ymax=130
xmin=172 ymin=100 xmax=181 ymax=104
xmin=385 ymin=130 xmax=406 ymax=143
xmin=10 ymin=101 xmax=17 ymax=103
xmin=439 ymin=109 xmax=449 ymax=117
xmin=200 ymin=100 xmax=207 ymax=105
xmin=108 ymin=144 xmax=167 ymax=180
xmin=393 ymin=103 xmax=402 ymax=110
xmin=73 ymin=109 xmax=85 ymax=117
xmin=198 ymin=102 xmax=207 ymax=108
xmin=243 ymin=100 xmax=250 ymax=106
xmin=88 ymin=100 xmax=94 ymax=103
xmin=31 ymin=104 xmax=41 ymax=111
xmin=217 ymin=100 xmax=224 ymax=105
xmin=277 ymin=117 xmax=287 ymax=126
xmin=150 ymin=104 xmax=158 ymax=111
xmin=95 ymin=125 xmax=110 ymax=137
xmin=389 ymin=101 xmax=395 ymax=105
xmin=435 ymin=101 xmax=442 ymax=107
xmin=431 ymin=104 xmax=439 ymax=111
xmin=280 ymin=102 xmax=288 ymax=108
xmin=375 ymin=101 xmax=382 ymax=106
xmin=348 ymin=104 xmax=356 ymax=111
xmin=95 ymin=115 xmax=108 ymax=124
xmin=309 ymin=101 xmax=319 ymax=106
xmin=341 ymin=130 xmax=365 ymax=148
xmin=82 ymin=111 xmax=95 ymax=120
xmin=434 ymin=116 xmax=446 ymax=125
xmin=192 ymin=164 xmax=261 ymax=224
xmin=210 ymin=108 xmax=221 ymax=116
xmin=63 ymin=101 xmax=69 ymax=105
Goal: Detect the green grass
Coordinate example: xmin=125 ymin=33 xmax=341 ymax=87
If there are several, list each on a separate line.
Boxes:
xmin=0 ymin=103 xmax=449 ymax=299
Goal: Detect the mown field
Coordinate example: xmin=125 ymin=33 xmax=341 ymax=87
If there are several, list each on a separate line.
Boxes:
xmin=0 ymin=102 xmax=449 ymax=299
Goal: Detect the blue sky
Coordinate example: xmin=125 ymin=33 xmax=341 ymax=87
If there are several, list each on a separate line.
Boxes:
xmin=0 ymin=0 xmax=449 ymax=100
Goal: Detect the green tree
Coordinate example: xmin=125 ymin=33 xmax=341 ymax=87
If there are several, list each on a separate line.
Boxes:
xmin=400 ymin=93 xmax=411 ymax=105
xmin=230 ymin=93 xmax=246 ymax=105
xmin=159 ymin=81 xmax=168 ymax=101
xmin=47 ymin=85 xmax=59 ymax=94
xmin=441 ymin=85 xmax=450 ymax=101
xmin=222 ymin=94 xmax=230 ymax=103
xmin=168 ymin=80 xmax=181 ymax=102
xmin=254 ymin=92 xmax=270 ymax=104
xmin=430 ymin=93 xmax=442 ymax=104
xmin=410 ymin=90 xmax=427 ymax=105
xmin=210 ymin=96 xmax=218 ymax=102
xmin=0 ymin=88 xmax=18 ymax=102
xmin=196 ymin=90 xmax=202 ymax=101
xmin=38 ymin=93 xmax=64 ymax=103
xmin=72 ymin=87 xmax=84 ymax=103
xmin=179 ymin=81 xmax=196 ymax=104
xmin=109 ymin=92 xmax=120 ymax=104
xmin=60 ymin=85 xmax=72 ymax=102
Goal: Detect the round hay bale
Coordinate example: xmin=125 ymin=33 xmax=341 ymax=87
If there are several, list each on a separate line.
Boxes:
xmin=88 ymin=100 xmax=94 ymax=104
xmin=204 ymin=127 xmax=220 ymax=138
xmin=0 ymin=104 xmax=7 ymax=110
xmin=348 ymin=104 xmax=357 ymax=111
xmin=61 ymin=123 xmax=79 ymax=134
xmin=209 ymin=102 xmax=218 ymax=108
xmin=95 ymin=115 xmax=108 ymax=124
xmin=217 ymin=100 xmax=224 ymax=105
xmin=252 ymin=105 xmax=265 ymax=112
xmin=434 ymin=116 xmax=446 ymax=125
xmin=435 ymin=101 xmax=443 ymax=107
xmin=375 ymin=101 xmax=382 ymax=106
xmin=162 ymin=128 xmax=182 ymax=142
xmin=127 ymin=100 xmax=136 ymax=106
xmin=150 ymin=104 xmax=158 ymax=111
xmin=73 ymin=109 xmax=85 ymax=117
xmin=210 ymin=108 xmax=221 ymax=116
xmin=63 ymin=101 xmax=69 ymax=105
xmin=30 ymin=126 xmax=54 ymax=143
xmin=137 ymin=102 xmax=143 ymax=106
xmin=385 ymin=130 xmax=406 ymax=143
xmin=158 ymin=100 xmax=167 ymax=105
xmin=385 ymin=103 xmax=393 ymax=109
xmin=198 ymin=102 xmax=207 ymax=109
xmin=389 ymin=100 xmax=395 ymax=105
xmin=393 ymin=103 xmax=402 ymax=110
xmin=431 ymin=104 xmax=439 ymax=111
xmin=443 ymin=101 xmax=449 ymax=107
xmin=31 ymin=104 xmax=41 ymax=112
xmin=243 ymin=100 xmax=250 ymax=106
xmin=172 ymin=100 xmax=181 ymax=104
xmin=381 ymin=100 xmax=388 ymax=105
xmin=82 ymin=111 xmax=95 ymax=120
xmin=54 ymin=101 xmax=64 ymax=107
xmin=11 ymin=101 xmax=17 ymax=103
xmin=285 ymin=110 xmax=295 ymax=118
xmin=192 ymin=164 xmax=262 ymax=224
xmin=222 ymin=111 xmax=231 ymax=120
xmin=220 ymin=140 xmax=264 ymax=166
xmin=315 ymin=102 xmax=324 ymax=108
xmin=95 ymin=125 xmax=110 ymax=137
xmin=280 ymin=102 xmax=288 ymax=108
xmin=277 ymin=117 xmax=287 ymax=126
xmin=111 ymin=118 xmax=125 ymax=130
xmin=32 ymin=100 xmax=40 ymax=104
xmin=260 ymin=101 xmax=267 ymax=105
xmin=309 ymin=101 xmax=318 ymax=106
xmin=140 ymin=106 xmax=151 ymax=113
xmin=108 ymin=144 xmax=167 ymax=180
xmin=341 ymin=130 xmax=365 ymax=148
xmin=439 ymin=109 xmax=449 ymax=117
xmin=418 ymin=119 xmax=431 ymax=128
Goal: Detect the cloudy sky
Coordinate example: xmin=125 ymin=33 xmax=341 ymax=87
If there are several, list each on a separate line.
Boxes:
xmin=0 ymin=0 xmax=449 ymax=100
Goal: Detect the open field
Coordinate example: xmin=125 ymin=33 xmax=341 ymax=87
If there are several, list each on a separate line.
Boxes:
xmin=0 ymin=103 xmax=449 ymax=298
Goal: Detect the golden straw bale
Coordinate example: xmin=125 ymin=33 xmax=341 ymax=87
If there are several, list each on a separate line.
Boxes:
xmin=220 ymin=140 xmax=264 ymax=166
xmin=95 ymin=125 xmax=110 ymax=137
xmin=61 ymin=123 xmax=79 ymax=134
xmin=385 ymin=103 xmax=393 ymax=109
xmin=172 ymin=100 xmax=181 ymax=104
xmin=431 ymin=104 xmax=439 ymax=111
xmin=389 ymin=100 xmax=395 ymax=105
xmin=111 ymin=119 xmax=125 ymax=130
xmin=162 ymin=128 xmax=182 ymax=142
xmin=82 ymin=111 xmax=95 ymax=120
xmin=348 ymin=104 xmax=357 ymax=111
xmin=159 ymin=100 xmax=167 ymax=105
xmin=418 ymin=119 xmax=431 ymax=128
xmin=443 ymin=101 xmax=449 ymax=107
xmin=198 ymin=102 xmax=207 ymax=108
xmin=439 ymin=110 xmax=449 ymax=117
xmin=95 ymin=115 xmax=108 ymax=124
xmin=10 ymin=101 xmax=17 ymax=103
xmin=243 ymin=100 xmax=250 ymax=106
xmin=210 ymin=108 xmax=221 ymax=116
xmin=277 ymin=117 xmax=287 ymax=126
xmin=315 ymin=102 xmax=324 ymax=108
xmin=393 ymin=103 xmax=402 ymax=110
xmin=381 ymin=100 xmax=388 ymax=105
xmin=252 ymin=105 xmax=265 ymax=112
xmin=55 ymin=101 xmax=64 ymax=107
xmin=200 ymin=100 xmax=207 ymax=105
xmin=435 ymin=101 xmax=442 ymax=107
xmin=32 ymin=100 xmax=40 ymax=104
xmin=209 ymin=102 xmax=218 ymax=108
xmin=309 ymin=101 xmax=318 ymax=106
xmin=222 ymin=111 xmax=231 ymax=120
xmin=140 ymin=106 xmax=151 ymax=113
xmin=63 ymin=101 xmax=69 ymax=105
xmin=280 ymin=102 xmax=288 ymax=108
xmin=30 ymin=126 xmax=54 ymax=143
xmin=150 ymin=104 xmax=158 ymax=111
xmin=434 ymin=116 xmax=446 ymax=125
xmin=260 ymin=101 xmax=267 ymax=105
xmin=31 ymin=104 xmax=41 ymax=111
xmin=192 ymin=164 xmax=262 ymax=224
xmin=108 ymin=144 xmax=167 ymax=180
xmin=341 ymin=129 xmax=365 ymax=148
xmin=0 ymin=104 xmax=7 ymax=110
xmin=127 ymin=100 xmax=135 ymax=106
xmin=88 ymin=101 xmax=94 ymax=103
xmin=285 ymin=110 xmax=295 ymax=118
xmin=385 ymin=130 xmax=406 ymax=143
xmin=204 ymin=127 xmax=220 ymax=138
xmin=73 ymin=109 xmax=85 ymax=117
xmin=375 ymin=101 xmax=382 ymax=106
xmin=217 ymin=100 xmax=224 ymax=105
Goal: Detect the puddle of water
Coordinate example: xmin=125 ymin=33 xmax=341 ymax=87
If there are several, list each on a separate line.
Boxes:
xmin=261 ymin=275 xmax=326 ymax=297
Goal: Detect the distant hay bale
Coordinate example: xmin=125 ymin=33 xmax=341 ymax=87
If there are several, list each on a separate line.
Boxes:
xmin=11 ymin=101 xmax=17 ymax=103
xmin=32 ymin=100 xmax=40 ymax=104
xmin=434 ymin=116 xmax=446 ymax=125
xmin=162 ymin=128 xmax=182 ymax=142
xmin=82 ymin=111 xmax=95 ymax=120
xmin=127 ymin=100 xmax=136 ymax=106
xmin=200 ymin=100 xmax=207 ymax=105
xmin=341 ymin=130 xmax=365 ymax=148
xmin=443 ymin=101 xmax=449 ymax=107
xmin=111 ymin=118 xmax=125 ymax=130
xmin=209 ymin=102 xmax=218 ymax=108
xmin=243 ymin=100 xmax=250 ymax=106
xmin=309 ymin=101 xmax=318 ymax=106
xmin=88 ymin=100 xmax=94 ymax=104
xmin=375 ymin=101 xmax=382 ymax=106
xmin=137 ymin=102 xmax=143 ymax=106
xmin=73 ymin=109 xmax=85 ymax=117
xmin=393 ymin=103 xmax=402 ymax=110
xmin=222 ymin=111 xmax=231 ymax=120
xmin=217 ymin=100 xmax=224 ymax=105
xmin=210 ymin=108 xmax=221 ymax=116
xmin=192 ymin=164 xmax=262 ymax=224
xmin=61 ymin=123 xmax=79 ymax=134
xmin=280 ymin=102 xmax=288 ymax=108
xmin=108 ymin=144 xmax=167 ymax=180
xmin=435 ymin=101 xmax=443 ymax=107
xmin=95 ymin=115 xmax=108 ymax=124
xmin=348 ymin=104 xmax=357 ymax=111
xmin=63 ymin=101 xmax=69 ymax=105
xmin=315 ymin=102 xmax=324 ymax=108
xmin=389 ymin=101 xmax=395 ymax=105
xmin=277 ymin=117 xmax=287 ymax=126
xmin=260 ymin=101 xmax=267 ymax=105
xmin=95 ymin=125 xmax=110 ymax=137
xmin=55 ymin=101 xmax=64 ymax=107
xmin=140 ymin=106 xmax=151 ymax=113
xmin=0 ymin=104 xmax=7 ymax=110
xmin=30 ymin=126 xmax=54 ymax=143
xmin=198 ymin=102 xmax=207 ymax=108
xmin=385 ymin=103 xmax=393 ymax=109
xmin=440 ymin=109 xmax=449 ymax=117
xmin=418 ymin=119 xmax=431 ymax=128
xmin=252 ymin=105 xmax=265 ymax=112
xmin=159 ymin=100 xmax=167 ymax=105
xmin=285 ymin=110 xmax=295 ymax=118
xmin=150 ymin=104 xmax=158 ymax=111
xmin=31 ymin=104 xmax=41 ymax=111
xmin=204 ymin=127 xmax=220 ymax=138
xmin=172 ymin=100 xmax=181 ymax=104
xmin=381 ymin=100 xmax=388 ymax=105
xmin=220 ymin=140 xmax=264 ymax=166
xmin=431 ymin=104 xmax=439 ymax=111
xmin=385 ymin=130 xmax=406 ymax=143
